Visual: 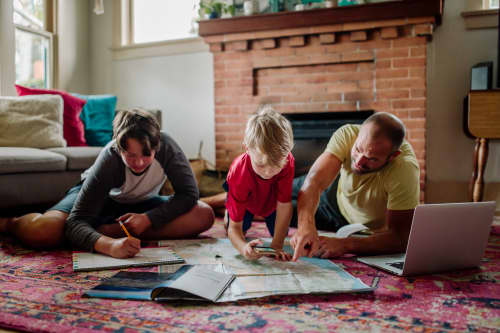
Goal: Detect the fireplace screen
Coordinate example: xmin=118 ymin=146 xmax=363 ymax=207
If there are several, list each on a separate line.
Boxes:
xmin=284 ymin=110 xmax=374 ymax=177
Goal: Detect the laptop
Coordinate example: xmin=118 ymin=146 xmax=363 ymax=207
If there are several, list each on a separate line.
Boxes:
xmin=357 ymin=201 xmax=496 ymax=276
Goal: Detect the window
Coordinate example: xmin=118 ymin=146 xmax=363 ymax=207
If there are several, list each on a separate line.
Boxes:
xmin=487 ymin=0 xmax=499 ymax=9
xmin=13 ymin=0 xmax=53 ymax=89
xmin=131 ymin=0 xmax=199 ymax=44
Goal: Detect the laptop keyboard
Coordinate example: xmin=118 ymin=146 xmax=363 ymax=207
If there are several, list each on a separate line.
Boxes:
xmin=387 ymin=261 xmax=404 ymax=269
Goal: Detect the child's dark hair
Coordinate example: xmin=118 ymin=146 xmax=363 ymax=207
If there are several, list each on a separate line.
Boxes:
xmin=113 ymin=108 xmax=161 ymax=156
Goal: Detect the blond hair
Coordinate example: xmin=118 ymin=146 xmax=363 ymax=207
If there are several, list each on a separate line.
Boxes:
xmin=243 ymin=106 xmax=294 ymax=167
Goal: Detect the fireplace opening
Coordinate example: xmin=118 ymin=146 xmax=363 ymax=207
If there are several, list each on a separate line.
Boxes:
xmin=284 ymin=110 xmax=374 ymax=177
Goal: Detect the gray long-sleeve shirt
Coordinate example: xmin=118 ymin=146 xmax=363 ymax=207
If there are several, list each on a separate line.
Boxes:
xmin=65 ymin=132 xmax=199 ymax=251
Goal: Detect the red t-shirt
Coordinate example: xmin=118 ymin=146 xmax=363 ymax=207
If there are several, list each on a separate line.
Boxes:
xmin=225 ymin=152 xmax=295 ymax=222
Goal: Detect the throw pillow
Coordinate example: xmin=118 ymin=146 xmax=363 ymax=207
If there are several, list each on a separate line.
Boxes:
xmin=15 ymin=85 xmax=87 ymax=146
xmin=0 ymin=95 xmax=66 ymax=148
xmin=73 ymin=93 xmax=117 ymax=146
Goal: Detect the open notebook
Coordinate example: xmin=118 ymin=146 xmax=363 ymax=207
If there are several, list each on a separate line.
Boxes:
xmin=73 ymin=247 xmax=185 ymax=272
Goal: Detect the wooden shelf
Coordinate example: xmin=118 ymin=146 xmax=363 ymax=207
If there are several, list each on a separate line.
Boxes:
xmin=198 ymin=0 xmax=443 ymax=37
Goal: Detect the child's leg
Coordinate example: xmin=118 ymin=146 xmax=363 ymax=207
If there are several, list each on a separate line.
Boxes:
xmin=97 ymin=196 xmax=215 ymax=239
xmin=200 ymin=192 xmax=227 ymax=216
xmin=0 ymin=183 xmax=80 ymax=249
xmin=242 ymin=211 xmax=254 ymax=234
xmin=0 ymin=210 xmax=67 ymax=249
xmin=264 ymin=211 xmax=277 ymax=237
xmin=139 ymin=201 xmax=214 ymax=240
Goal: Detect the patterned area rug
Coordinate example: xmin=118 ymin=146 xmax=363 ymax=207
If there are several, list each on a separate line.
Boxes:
xmin=0 ymin=218 xmax=499 ymax=333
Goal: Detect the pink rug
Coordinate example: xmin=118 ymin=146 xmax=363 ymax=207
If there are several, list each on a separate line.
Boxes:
xmin=0 ymin=218 xmax=498 ymax=332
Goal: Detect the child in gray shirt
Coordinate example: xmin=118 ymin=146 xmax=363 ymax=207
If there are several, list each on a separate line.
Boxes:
xmin=0 ymin=109 xmax=214 ymax=258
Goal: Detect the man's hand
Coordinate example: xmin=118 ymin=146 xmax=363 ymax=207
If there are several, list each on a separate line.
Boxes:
xmin=108 ymin=237 xmax=141 ymax=258
xmin=291 ymin=224 xmax=320 ymax=261
xmin=316 ymin=236 xmax=347 ymax=258
xmin=116 ymin=213 xmax=152 ymax=236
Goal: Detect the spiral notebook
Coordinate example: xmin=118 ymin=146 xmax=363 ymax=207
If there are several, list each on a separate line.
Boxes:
xmin=73 ymin=247 xmax=185 ymax=272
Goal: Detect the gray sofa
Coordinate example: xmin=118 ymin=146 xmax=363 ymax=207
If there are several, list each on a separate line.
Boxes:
xmin=0 ymin=100 xmax=161 ymax=211
xmin=0 ymin=146 xmax=103 ymax=209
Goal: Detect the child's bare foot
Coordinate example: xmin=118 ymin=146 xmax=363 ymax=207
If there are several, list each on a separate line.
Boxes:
xmin=0 ymin=217 xmax=13 ymax=233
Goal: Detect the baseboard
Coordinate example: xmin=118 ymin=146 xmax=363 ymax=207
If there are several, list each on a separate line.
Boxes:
xmin=426 ymin=180 xmax=500 ymax=214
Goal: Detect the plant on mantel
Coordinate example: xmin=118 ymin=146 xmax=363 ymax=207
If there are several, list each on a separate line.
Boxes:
xmin=199 ymin=0 xmax=235 ymax=19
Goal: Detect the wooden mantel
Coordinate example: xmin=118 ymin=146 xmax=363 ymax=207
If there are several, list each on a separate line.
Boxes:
xmin=198 ymin=0 xmax=443 ymax=37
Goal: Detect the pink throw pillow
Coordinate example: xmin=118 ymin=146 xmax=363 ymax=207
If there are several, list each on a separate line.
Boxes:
xmin=15 ymin=85 xmax=88 ymax=146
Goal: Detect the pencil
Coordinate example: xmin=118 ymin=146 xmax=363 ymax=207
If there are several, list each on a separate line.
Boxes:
xmin=119 ymin=220 xmax=131 ymax=237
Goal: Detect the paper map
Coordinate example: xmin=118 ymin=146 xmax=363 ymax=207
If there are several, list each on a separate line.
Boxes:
xmin=158 ymin=238 xmax=372 ymax=301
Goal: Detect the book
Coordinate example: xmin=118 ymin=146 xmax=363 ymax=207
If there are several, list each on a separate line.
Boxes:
xmin=317 ymin=223 xmax=370 ymax=239
xmin=72 ymin=247 xmax=185 ymax=272
xmin=84 ymin=265 xmax=236 ymax=303
xmin=335 ymin=223 xmax=369 ymax=238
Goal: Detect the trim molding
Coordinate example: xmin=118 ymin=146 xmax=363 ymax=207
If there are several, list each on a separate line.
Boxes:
xmin=199 ymin=0 xmax=443 ymax=36
xmin=111 ymin=37 xmax=209 ymax=61
xmin=461 ymin=8 xmax=499 ymax=29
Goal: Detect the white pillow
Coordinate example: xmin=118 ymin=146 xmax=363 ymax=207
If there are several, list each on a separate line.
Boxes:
xmin=0 ymin=95 xmax=67 ymax=148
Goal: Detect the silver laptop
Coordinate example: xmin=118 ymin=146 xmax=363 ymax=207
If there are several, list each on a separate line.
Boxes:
xmin=357 ymin=201 xmax=496 ymax=276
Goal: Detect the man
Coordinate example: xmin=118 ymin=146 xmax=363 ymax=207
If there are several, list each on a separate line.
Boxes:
xmin=291 ymin=112 xmax=420 ymax=261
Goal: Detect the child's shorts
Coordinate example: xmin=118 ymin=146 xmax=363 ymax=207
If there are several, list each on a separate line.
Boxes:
xmin=225 ymin=209 xmax=277 ymax=237
xmin=49 ymin=183 xmax=171 ymax=223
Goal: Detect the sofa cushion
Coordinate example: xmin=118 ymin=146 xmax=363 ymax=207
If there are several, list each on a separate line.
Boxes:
xmin=0 ymin=147 xmax=67 ymax=174
xmin=15 ymin=85 xmax=88 ymax=147
xmin=73 ymin=93 xmax=117 ymax=146
xmin=0 ymin=95 xmax=66 ymax=148
xmin=48 ymin=147 xmax=103 ymax=171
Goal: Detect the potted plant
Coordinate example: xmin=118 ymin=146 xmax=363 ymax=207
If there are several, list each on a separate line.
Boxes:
xmin=199 ymin=0 xmax=235 ymax=19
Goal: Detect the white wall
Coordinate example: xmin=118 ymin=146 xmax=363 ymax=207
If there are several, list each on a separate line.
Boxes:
xmin=89 ymin=3 xmax=215 ymax=164
xmin=111 ymin=54 xmax=214 ymax=162
xmin=428 ymin=1 xmax=498 ymax=182
xmin=427 ymin=1 xmax=499 ymax=204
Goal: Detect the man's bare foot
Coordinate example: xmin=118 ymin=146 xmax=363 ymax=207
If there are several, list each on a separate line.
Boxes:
xmin=0 ymin=217 xmax=13 ymax=233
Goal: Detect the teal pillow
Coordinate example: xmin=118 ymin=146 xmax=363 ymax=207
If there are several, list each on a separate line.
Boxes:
xmin=73 ymin=93 xmax=117 ymax=146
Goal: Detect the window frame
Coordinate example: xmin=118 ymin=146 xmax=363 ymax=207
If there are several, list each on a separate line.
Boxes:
xmin=112 ymin=0 xmax=207 ymax=61
xmin=14 ymin=23 xmax=55 ymax=89
xmin=462 ymin=0 xmax=499 ymax=29
xmin=13 ymin=0 xmax=56 ymax=89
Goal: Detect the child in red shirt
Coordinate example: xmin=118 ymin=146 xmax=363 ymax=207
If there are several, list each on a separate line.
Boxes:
xmin=225 ymin=107 xmax=295 ymax=260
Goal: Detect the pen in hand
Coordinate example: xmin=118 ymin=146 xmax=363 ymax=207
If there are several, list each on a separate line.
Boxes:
xmin=118 ymin=220 xmax=131 ymax=238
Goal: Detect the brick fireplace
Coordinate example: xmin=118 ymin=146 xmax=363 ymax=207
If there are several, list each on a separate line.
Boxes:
xmin=199 ymin=0 xmax=444 ymax=199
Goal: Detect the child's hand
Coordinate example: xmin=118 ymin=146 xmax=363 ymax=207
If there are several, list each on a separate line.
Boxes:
xmin=242 ymin=239 xmax=263 ymax=260
xmin=109 ymin=237 xmax=141 ymax=258
xmin=271 ymin=248 xmax=292 ymax=261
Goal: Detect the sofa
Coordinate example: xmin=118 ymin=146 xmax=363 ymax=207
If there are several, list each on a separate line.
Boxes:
xmin=0 ymin=146 xmax=103 ymax=209
xmin=0 ymin=93 xmax=161 ymax=211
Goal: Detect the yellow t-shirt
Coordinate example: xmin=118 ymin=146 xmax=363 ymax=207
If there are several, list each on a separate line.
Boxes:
xmin=326 ymin=124 xmax=420 ymax=229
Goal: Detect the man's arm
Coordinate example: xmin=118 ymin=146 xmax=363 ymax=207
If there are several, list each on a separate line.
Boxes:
xmin=291 ymin=152 xmax=342 ymax=261
xmin=317 ymin=208 xmax=414 ymax=258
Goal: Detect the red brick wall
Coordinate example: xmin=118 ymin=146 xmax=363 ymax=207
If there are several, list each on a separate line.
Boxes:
xmin=205 ymin=20 xmax=434 ymax=198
